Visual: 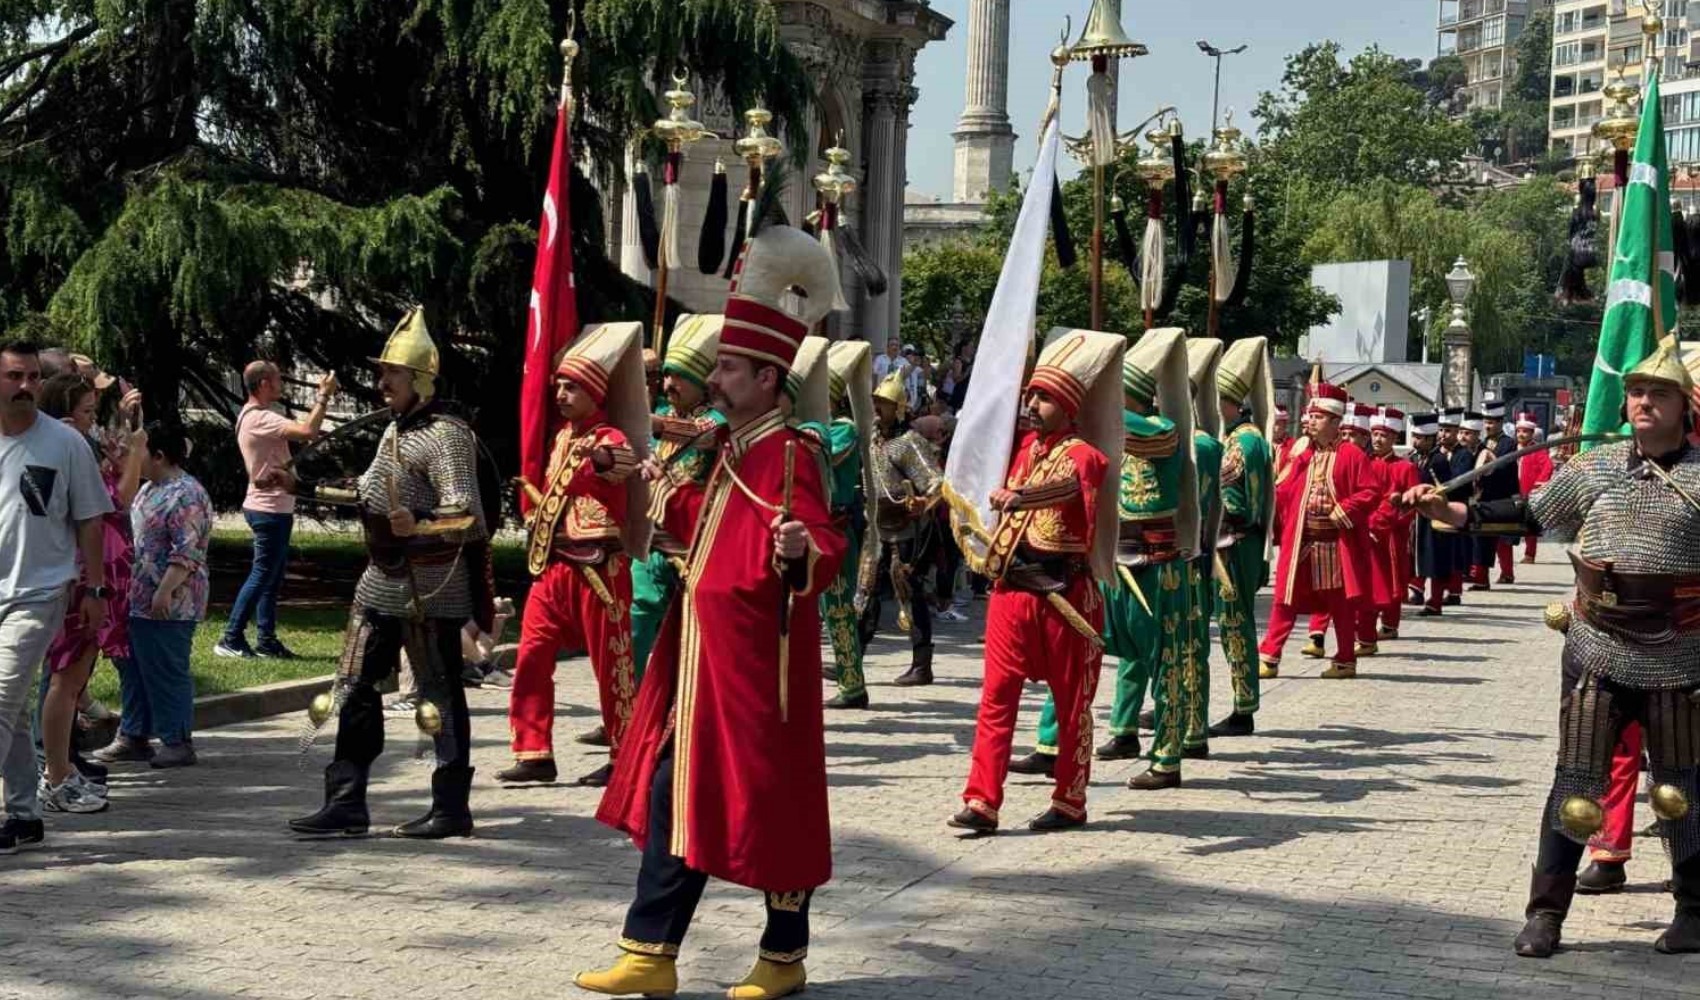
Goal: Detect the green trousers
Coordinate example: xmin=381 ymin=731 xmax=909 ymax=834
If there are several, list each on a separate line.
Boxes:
xmin=629 ymin=552 xmax=680 ymax=682
xmin=819 ymin=523 xmax=865 ymax=699
xmin=1182 ymin=558 xmax=1211 ymax=751
xmin=1036 ymin=561 xmax=1187 ymax=766
xmin=1215 ymin=532 xmax=1266 ymax=715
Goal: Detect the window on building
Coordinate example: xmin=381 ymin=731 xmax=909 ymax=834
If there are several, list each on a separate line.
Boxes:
xmin=1484 ymin=15 xmax=1505 ymax=47
xmin=1554 ymin=74 xmax=1577 ymax=98
xmin=1555 ymin=9 xmax=1578 ymax=34
xmin=1555 ymin=41 xmax=1581 ymax=67
xmin=1553 ymin=105 xmax=1578 ymax=130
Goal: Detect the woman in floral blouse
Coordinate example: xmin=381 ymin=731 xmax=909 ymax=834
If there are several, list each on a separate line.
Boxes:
xmin=125 ymin=422 xmax=213 ymax=769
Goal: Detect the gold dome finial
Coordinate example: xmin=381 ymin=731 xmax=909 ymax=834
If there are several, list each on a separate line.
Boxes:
xmin=1068 ymin=0 xmax=1147 ymax=63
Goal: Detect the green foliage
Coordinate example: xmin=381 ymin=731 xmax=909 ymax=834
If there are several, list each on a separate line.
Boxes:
xmin=1253 ymin=43 xmax=1473 ymax=193
xmin=1 ymin=0 xmax=812 ymax=476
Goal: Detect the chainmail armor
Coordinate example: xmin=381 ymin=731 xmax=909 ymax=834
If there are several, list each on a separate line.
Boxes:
xmin=353 ymin=413 xmax=487 ymax=620
xmin=870 ymin=426 xmax=942 ymax=541
xmin=1530 ymin=440 xmax=1700 ymax=690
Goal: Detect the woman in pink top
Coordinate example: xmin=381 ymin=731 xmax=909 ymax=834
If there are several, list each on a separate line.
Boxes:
xmin=37 ymin=374 xmax=145 ymax=813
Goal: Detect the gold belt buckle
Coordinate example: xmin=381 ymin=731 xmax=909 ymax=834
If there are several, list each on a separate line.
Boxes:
xmin=1599 ymin=588 xmax=1618 ymax=607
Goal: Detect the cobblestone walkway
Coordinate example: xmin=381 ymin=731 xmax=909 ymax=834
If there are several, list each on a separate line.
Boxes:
xmin=3 ymin=555 xmax=1697 ymax=999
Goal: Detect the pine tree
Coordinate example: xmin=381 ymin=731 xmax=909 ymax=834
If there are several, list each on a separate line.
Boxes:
xmin=0 ymin=0 xmax=808 ymax=467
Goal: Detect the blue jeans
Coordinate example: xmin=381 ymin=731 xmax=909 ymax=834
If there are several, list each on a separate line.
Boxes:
xmin=126 ymin=618 xmax=197 ymax=745
xmin=224 ymin=510 xmax=294 ymax=647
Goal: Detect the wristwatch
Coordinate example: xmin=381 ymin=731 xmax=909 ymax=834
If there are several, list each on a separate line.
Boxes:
xmin=87 ymin=586 xmax=114 ymax=599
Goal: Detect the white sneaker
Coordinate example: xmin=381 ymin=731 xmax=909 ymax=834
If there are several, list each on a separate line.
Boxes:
xmin=41 ymin=773 xmax=110 ymax=814
xmin=937 ymin=608 xmax=969 ymax=623
xmin=385 ymin=696 xmax=418 ymax=717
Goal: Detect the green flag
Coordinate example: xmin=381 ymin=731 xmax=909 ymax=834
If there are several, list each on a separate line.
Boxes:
xmin=1583 ymin=70 xmax=1677 ymax=441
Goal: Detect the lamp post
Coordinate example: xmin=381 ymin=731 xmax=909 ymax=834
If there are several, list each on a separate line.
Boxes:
xmin=1196 ymin=40 xmax=1247 ymax=136
xmin=1442 ymin=256 xmax=1476 ymax=411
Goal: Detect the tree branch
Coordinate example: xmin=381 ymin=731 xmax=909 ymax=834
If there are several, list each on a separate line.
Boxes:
xmin=0 ymin=22 xmax=98 ymax=83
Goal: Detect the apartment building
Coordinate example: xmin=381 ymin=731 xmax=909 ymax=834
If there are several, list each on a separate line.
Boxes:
xmin=1550 ymin=1 xmax=1694 ymax=159
xmin=1438 ymin=0 xmax=1552 ymax=111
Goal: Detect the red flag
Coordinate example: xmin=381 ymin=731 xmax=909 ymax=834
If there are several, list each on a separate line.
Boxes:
xmin=519 ymin=103 xmax=579 ymax=508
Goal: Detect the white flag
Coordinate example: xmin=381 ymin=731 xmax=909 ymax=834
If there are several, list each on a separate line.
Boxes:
xmin=942 ymin=121 xmax=1062 ymax=566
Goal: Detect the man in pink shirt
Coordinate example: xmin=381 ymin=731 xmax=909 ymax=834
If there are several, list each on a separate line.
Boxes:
xmin=215 ymin=362 xmax=337 ymax=659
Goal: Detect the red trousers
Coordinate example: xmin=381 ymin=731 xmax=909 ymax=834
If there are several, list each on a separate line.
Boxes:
xmin=1590 ymin=722 xmax=1644 ymax=863
xmin=963 ymin=580 xmax=1104 ymax=822
xmin=1260 ymin=591 xmax=1356 ymax=665
xmin=508 ymin=557 xmax=636 ymax=761
xmin=1524 ymin=536 xmax=1538 ymax=562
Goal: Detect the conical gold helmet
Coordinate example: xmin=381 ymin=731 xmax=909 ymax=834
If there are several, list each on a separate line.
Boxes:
xmin=370 ymin=306 xmax=440 ymax=401
xmin=1625 ymin=334 xmax=1693 ymax=394
xmin=873 ymin=369 xmax=908 ymax=418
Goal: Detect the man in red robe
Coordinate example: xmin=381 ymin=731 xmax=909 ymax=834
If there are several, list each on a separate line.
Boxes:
xmin=951 ymin=328 xmax=1119 ymax=834
xmin=503 ymin=323 xmax=647 ymax=788
xmin=1303 ymin=401 xmax=1380 ymax=657
xmin=1256 ymin=382 xmax=1379 ymax=679
xmin=576 ymin=225 xmax=846 ymax=1000
xmin=1364 ymin=406 xmax=1418 ymax=645
xmin=1515 ymin=412 xmax=1553 ymax=564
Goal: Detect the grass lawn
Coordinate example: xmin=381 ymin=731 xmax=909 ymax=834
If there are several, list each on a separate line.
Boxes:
xmin=85 ymin=605 xmax=350 ymax=706
xmin=82 ymin=524 xmax=527 ymax=707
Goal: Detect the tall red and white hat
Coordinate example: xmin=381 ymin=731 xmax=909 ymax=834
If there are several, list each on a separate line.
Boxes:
xmin=1372 ymin=406 xmax=1406 ymax=433
xmin=1345 ymin=401 xmax=1376 ymax=431
xmin=1307 ymin=382 xmax=1349 ymax=418
xmin=1514 ymin=411 xmax=1540 ymax=431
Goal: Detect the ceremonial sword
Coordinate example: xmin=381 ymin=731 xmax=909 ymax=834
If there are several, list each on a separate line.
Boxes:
xmin=1422 ymin=433 xmax=1625 ymax=499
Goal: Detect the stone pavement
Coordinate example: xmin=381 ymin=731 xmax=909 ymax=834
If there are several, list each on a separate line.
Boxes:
xmin=3 ymin=553 xmax=1699 ymax=1000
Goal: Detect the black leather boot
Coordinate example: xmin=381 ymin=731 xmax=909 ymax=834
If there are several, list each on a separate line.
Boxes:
xmin=395 ymin=765 xmax=475 ymax=839
xmin=576 ymin=762 xmax=613 ymax=787
xmin=825 ymin=690 xmax=869 ymax=710
xmin=1208 ymin=712 xmax=1255 ymax=738
xmin=893 ymin=644 xmax=934 ymax=687
xmin=1513 ymin=869 xmax=1576 ymax=958
xmin=288 ymin=761 xmax=370 ymax=836
xmin=1576 ymin=860 xmax=1626 ymax=894
xmin=1096 ymin=733 xmax=1141 ymax=760
xmin=1657 ymin=856 xmax=1700 ymax=954
xmin=1028 ymin=807 xmax=1086 ymax=833
xmin=496 ymin=758 xmax=557 ymax=784
xmin=946 ymin=808 xmax=997 ymax=836
xmin=1008 ymin=751 xmax=1056 ymax=777
xmin=574 ymin=725 xmax=609 ymax=747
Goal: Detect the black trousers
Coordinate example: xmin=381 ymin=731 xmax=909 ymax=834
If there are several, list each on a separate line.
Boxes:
xmin=858 ymin=536 xmax=933 ymax=652
xmin=620 ymin=740 xmax=812 ymax=963
xmin=334 ymin=610 xmax=471 ymax=769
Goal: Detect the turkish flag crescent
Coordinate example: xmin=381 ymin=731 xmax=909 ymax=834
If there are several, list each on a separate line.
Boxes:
xmin=519 ymin=103 xmax=579 ymax=509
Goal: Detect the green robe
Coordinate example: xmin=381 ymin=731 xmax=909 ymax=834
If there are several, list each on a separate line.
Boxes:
xmin=630 ymin=403 xmax=725 ymax=677
xmin=1215 ymin=417 xmax=1271 ymax=714
xmin=1035 ymin=410 xmax=1187 ymax=759
xmin=818 ymin=417 xmax=867 ymax=698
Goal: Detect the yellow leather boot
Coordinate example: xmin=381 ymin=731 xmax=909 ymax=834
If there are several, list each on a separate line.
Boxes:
xmin=574 ymin=953 xmax=678 ymax=998
xmin=725 ymin=958 xmax=807 ymax=999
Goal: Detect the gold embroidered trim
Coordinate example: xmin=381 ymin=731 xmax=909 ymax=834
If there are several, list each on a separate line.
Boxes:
xmin=759 ymin=947 xmax=809 ymax=965
xmin=618 ymin=937 xmax=679 ymax=958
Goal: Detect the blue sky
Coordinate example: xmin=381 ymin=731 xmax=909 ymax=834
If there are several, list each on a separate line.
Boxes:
xmin=908 ymin=0 xmax=1443 ymax=199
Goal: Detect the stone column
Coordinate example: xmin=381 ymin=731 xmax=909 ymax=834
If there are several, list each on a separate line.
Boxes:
xmin=889 ymin=84 xmax=915 ymax=340
xmin=862 ymin=80 xmax=901 ymax=352
xmin=952 ymin=0 xmax=1015 ymax=202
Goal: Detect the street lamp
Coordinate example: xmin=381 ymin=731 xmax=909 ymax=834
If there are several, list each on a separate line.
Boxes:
xmin=1442 ymin=256 xmax=1476 ymax=410
xmin=1197 ymin=40 xmax=1247 ymax=136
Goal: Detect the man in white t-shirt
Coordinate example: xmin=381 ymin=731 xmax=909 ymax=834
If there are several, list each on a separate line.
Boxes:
xmin=872 ymin=338 xmax=907 ymax=381
xmin=0 ymin=342 xmax=114 ymax=855
xmin=214 ymin=362 xmax=336 ymax=660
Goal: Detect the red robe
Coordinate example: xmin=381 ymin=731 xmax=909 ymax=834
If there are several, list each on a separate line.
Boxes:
xmin=1518 ymin=448 xmax=1554 ymax=496
xmin=1369 ymin=452 xmax=1419 ymax=607
xmin=1270 ymin=437 xmax=1379 ymax=611
xmin=597 ymin=408 xmax=845 ymax=892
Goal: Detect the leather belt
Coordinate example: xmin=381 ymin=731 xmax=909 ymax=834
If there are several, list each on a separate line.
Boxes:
xmin=1117 ymin=516 xmax=1180 ymax=567
xmin=1570 ymin=551 xmax=1700 ymax=644
xmin=1001 ymin=553 xmax=1079 ymax=595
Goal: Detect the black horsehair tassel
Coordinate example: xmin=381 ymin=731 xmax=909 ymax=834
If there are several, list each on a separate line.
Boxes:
xmin=698 ymin=162 xmax=729 ymax=275
xmin=1171 ymin=134 xmax=1195 ymax=263
xmin=1225 ymin=203 xmax=1255 ymax=308
xmin=836 ymin=225 xmax=888 ymax=298
xmin=1111 ymin=194 xmax=1138 ymax=280
xmin=1050 ymin=175 xmax=1077 ymax=269
xmin=632 ymin=163 xmax=660 ymax=271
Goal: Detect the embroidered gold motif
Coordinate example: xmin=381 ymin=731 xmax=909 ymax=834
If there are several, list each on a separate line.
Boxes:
xmin=1120 ymin=453 xmax=1159 ymax=513
xmin=767 ymin=891 xmax=807 ymax=913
